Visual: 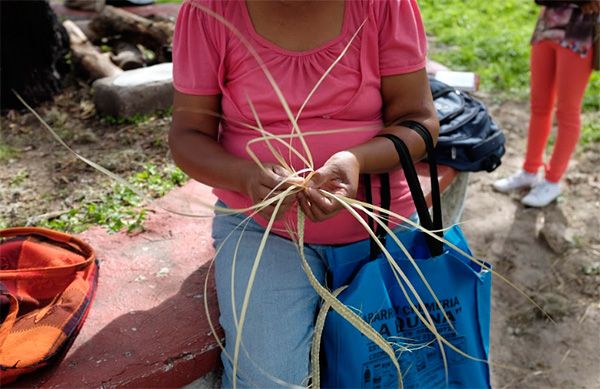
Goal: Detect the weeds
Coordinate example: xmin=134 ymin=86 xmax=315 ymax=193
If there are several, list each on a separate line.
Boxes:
xmin=581 ymin=120 xmax=600 ymax=145
xmin=39 ymin=163 xmax=187 ymax=233
xmin=10 ymin=169 xmax=28 ymax=186
xmin=100 ymin=107 xmax=173 ymax=126
xmin=0 ymin=143 xmax=19 ymax=162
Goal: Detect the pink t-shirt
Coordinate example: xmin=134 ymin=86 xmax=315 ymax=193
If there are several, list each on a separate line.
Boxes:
xmin=173 ymin=0 xmax=427 ymax=244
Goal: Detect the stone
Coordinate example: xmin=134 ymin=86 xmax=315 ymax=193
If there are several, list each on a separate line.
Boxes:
xmin=92 ymin=62 xmax=173 ymax=117
xmin=582 ymin=261 xmax=600 ymax=276
xmin=539 ymin=221 xmax=574 ymax=255
xmin=533 ymin=292 xmax=573 ymax=320
xmin=539 ymin=206 xmax=575 ymax=255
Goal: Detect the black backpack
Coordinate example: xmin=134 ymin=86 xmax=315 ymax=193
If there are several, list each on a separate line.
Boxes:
xmin=429 ymin=77 xmax=505 ymax=172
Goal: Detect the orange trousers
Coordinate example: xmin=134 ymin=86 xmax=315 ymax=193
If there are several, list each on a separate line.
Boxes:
xmin=523 ymin=40 xmax=593 ymax=183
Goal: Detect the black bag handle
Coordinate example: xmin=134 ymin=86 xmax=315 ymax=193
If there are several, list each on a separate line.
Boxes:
xmin=364 ymin=174 xmax=391 ymax=258
xmin=368 ymin=121 xmax=444 ymax=257
xmin=398 ymin=120 xmax=443 ymax=234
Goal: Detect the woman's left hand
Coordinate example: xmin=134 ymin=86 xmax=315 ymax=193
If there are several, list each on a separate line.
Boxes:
xmin=297 ymin=151 xmax=360 ymax=222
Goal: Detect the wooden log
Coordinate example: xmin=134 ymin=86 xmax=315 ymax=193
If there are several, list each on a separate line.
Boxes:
xmin=73 ymin=20 xmax=100 ymax=43
xmin=89 ymin=5 xmax=173 ymax=57
xmin=63 ymin=20 xmax=122 ymax=80
xmin=111 ymin=42 xmax=145 ymax=70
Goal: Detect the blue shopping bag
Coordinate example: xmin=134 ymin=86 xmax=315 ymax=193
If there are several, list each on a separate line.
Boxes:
xmin=320 ymin=122 xmax=492 ymax=389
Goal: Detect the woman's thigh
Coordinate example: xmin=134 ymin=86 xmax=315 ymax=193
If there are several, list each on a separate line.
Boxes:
xmin=212 ymin=210 xmax=327 ymax=388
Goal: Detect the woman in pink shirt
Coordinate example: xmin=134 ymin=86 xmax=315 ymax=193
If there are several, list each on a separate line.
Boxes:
xmin=170 ymin=0 xmax=438 ymax=386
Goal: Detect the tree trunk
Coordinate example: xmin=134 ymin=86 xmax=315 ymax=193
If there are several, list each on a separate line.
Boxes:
xmin=0 ymin=0 xmax=69 ymax=110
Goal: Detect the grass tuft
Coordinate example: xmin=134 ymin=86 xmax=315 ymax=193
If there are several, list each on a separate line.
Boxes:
xmin=39 ymin=164 xmax=188 ymax=233
xmin=581 ymin=120 xmax=600 ymax=145
xmin=100 ymin=107 xmax=173 ymax=126
xmin=0 ymin=143 xmax=19 ymax=162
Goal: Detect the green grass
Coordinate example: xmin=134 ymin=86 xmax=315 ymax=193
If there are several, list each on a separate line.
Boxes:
xmin=420 ymin=0 xmax=599 ymax=111
xmin=0 ymin=143 xmax=19 ymax=162
xmin=10 ymin=169 xmax=29 ymax=186
xmin=100 ymin=107 xmax=172 ymax=126
xmin=40 ymin=164 xmax=188 ymax=234
xmin=581 ymin=120 xmax=600 ymax=145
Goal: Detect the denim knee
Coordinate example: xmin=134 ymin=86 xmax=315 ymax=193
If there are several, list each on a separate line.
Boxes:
xmin=212 ymin=209 xmax=326 ymax=388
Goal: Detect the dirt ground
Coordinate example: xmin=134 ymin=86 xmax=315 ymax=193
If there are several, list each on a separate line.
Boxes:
xmin=1 ymin=87 xmax=599 ymax=388
xmin=464 ymin=100 xmax=600 ymax=388
xmin=0 ymin=84 xmax=173 ymax=229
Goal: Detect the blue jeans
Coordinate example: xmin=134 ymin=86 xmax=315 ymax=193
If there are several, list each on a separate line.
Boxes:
xmin=212 ymin=203 xmax=417 ymax=388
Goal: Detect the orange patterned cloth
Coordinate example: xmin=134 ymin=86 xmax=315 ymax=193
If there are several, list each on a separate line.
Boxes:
xmin=0 ymin=227 xmax=98 ymax=384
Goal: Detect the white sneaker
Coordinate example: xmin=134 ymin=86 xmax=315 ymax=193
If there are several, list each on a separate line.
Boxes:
xmin=521 ymin=180 xmax=561 ymax=207
xmin=492 ymin=170 xmax=538 ymax=193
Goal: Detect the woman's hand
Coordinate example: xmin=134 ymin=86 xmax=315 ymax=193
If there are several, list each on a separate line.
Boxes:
xmin=582 ymin=0 xmax=600 ymax=14
xmin=297 ymin=151 xmax=360 ymax=222
xmin=242 ymin=163 xmax=303 ymax=220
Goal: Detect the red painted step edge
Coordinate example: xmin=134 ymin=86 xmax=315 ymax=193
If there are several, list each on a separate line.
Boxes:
xmin=17 ymin=182 xmax=221 ymax=388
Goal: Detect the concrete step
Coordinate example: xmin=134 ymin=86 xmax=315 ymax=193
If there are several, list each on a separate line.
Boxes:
xmin=19 ymin=182 xmax=221 ymax=388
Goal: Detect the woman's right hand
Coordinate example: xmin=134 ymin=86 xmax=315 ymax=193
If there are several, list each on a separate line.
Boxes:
xmin=242 ymin=163 xmax=304 ymax=220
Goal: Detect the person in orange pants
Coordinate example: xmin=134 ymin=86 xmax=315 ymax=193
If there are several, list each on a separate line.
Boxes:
xmin=493 ymin=0 xmax=598 ymax=207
